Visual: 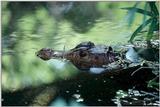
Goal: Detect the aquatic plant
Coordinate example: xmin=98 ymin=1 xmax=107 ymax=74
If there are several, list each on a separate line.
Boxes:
xmin=122 ymin=2 xmax=159 ymax=47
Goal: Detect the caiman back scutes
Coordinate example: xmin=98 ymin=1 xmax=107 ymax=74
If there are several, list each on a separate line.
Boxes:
xmin=65 ymin=49 xmax=116 ymax=70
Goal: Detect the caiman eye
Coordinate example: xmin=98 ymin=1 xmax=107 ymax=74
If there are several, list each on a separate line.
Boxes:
xmin=79 ymin=50 xmax=87 ymax=57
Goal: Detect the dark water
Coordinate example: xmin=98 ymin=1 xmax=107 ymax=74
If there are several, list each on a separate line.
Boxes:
xmin=2 ymin=1 xmax=159 ymax=106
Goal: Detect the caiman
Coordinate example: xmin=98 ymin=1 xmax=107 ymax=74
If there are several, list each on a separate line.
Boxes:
xmin=36 ymin=41 xmax=125 ymax=71
xmin=36 ymin=41 xmax=159 ymax=70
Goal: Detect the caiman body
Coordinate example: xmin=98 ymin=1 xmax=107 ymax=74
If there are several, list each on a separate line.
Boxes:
xmin=36 ymin=41 xmax=121 ymax=70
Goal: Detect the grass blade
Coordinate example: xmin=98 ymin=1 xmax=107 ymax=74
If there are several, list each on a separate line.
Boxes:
xmin=121 ymin=7 xmax=153 ymax=16
xmin=129 ymin=18 xmax=152 ymax=42
xmin=142 ymin=3 xmax=148 ymax=26
xmin=149 ymin=2 xmax=159 ymax=16
xmin=124 ymin=2 xmax=139 ymax=27
xmin=147 ymin=18 xmax=157 ymax=40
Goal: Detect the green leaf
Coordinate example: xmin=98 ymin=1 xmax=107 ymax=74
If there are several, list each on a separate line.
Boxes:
xmin=147 ymin=77 xmax=159 ymax=90
xmin=154 ymin=22 xmax=159 ymax=31
xmin=149 ymin=2 xmax=159 ymax=16
xmin=121 ymin=7 xmax=153 ymax=16
xmin=123 ymin=2 xmax=139 ymax=27
xmin=146 ymin=18 xmax=157 ymax=40
xmin=127 ymin=10 xmax=136 ymax=27
xmin=129 ymin=18 xmax=152 ymax=42
xmin=142 ymin=3 xmax=148 ymax=25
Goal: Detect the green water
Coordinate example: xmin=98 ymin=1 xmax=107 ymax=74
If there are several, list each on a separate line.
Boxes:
xmin=2 ymin=1 xmax=147 ymax=91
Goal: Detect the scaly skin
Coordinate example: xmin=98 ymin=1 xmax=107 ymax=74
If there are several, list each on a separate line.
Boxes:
xmin=36 ymin=43 xmax=118 ymax=70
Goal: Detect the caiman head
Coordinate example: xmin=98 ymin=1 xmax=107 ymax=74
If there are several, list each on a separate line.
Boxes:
xmin=36 ymin=47 xmax=119 ymax=70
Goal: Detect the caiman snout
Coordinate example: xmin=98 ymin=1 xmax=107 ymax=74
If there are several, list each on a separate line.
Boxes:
xmin=36 ymin=48 xmax=54 ymax=60
xmin=36 ymin=48 xmax=65 ymax=60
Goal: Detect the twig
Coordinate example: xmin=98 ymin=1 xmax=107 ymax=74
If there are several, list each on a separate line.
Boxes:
xmin=140 ymin=90 xmax=159 ymax=99
xmin=131 ymin=67 xmax=153 ymax=76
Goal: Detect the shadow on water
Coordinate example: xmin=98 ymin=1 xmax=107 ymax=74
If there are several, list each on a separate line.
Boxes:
xmin=47 ymin=2 xmax=101 ymax=33
xmin=2 ymin=65 xmax=157 ymax=106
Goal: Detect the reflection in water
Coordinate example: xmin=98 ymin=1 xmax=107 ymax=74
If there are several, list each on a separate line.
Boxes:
xmin=47 ymin=59 xmax=66 ymax=70
xmin=2 ymin=2 xmax=135 ymax=89
xmin=112 ymin=89 xmax=159 ymax=105
xmin=50 ymin=97 xmax=85 ymax=106
xmin=66 ymin=90 xmax=70 ymax=93
xmin=2 ymin=1 xmax=158 ymax=106
xmin=72 ymin=94 xmax=84 ymax=103
xmin=50 ymin=98 xmax=67 ymax=106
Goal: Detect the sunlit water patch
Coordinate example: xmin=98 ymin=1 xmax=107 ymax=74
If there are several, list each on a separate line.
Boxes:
xmin=112 ymin=89 xmax=159 ymax=106
xmin=50 ymin=97 xmax=85 ymax=106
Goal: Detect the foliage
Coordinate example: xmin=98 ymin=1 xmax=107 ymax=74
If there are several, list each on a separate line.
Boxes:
xmin=122 ymin=2 xmax=159 ymax=43
xmin=147 ymin=76 xmax=159 ymax=91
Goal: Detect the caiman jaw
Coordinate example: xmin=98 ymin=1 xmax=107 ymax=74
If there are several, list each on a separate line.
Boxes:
xmin=36 ymin=48 xmax=66 ymax=60
xmin=36 ymin=48 xmax=54 ymax=60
